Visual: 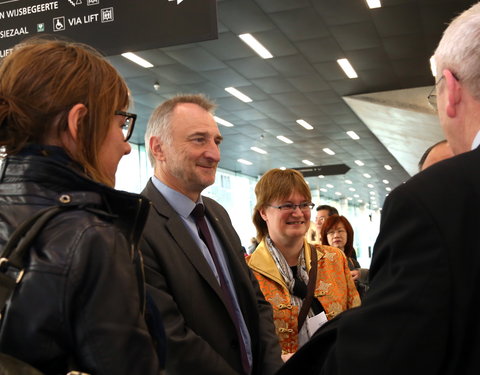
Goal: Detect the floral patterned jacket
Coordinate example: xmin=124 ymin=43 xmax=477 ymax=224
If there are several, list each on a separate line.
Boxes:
xmin=246 ymin=239 xmax=360 ymax=354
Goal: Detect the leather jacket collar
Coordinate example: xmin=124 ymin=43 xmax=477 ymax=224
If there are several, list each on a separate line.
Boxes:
xmin=0 ymin=145 xmax=150 ymax=251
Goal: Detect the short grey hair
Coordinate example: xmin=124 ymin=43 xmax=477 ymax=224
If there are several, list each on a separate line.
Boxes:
xmin=144 ymin=93 xmax=216 ymax=166
xmin=434 ymin=2 xmax=480 ymax=99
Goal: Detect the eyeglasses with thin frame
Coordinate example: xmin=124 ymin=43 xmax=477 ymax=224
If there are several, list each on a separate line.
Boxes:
xmin=268 ymin=202 xmax=315 ymax=212
xmin=427 ymin=76 xmax=444 ymax=110
xmin=427 ymin=73 xmax=459 ymax=111
xmin=115 ymin=110 xmax=137 ymax=142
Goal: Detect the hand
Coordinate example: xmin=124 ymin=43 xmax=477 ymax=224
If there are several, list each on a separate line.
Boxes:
xmin=350 ymin=269 xmax=360 ymax=281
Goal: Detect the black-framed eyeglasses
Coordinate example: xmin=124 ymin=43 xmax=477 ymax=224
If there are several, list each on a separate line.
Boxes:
xmin=427 ymin=76 xmax=444 ymax=111
xmin=115 ymin=110 xmax=137 ymax=142
xmin=268 ymin=202 xmax=315 ymax=212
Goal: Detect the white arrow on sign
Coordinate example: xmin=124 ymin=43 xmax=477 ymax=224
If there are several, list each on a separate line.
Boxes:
xmin=168 ymin=0 xmax=184 ymax=4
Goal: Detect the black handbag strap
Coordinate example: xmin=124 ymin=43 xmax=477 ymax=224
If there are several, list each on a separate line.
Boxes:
xmin=0 ymin=205 xmax=70 ymax=314
xmin=297 ymin=243 xmax=318 ymax=331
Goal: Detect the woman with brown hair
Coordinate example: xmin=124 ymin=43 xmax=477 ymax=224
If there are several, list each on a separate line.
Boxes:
xmin=246 ymin=169 xmax=360 ymax=360
xmin=0 ymin=39 xmax=162 ymax=374
xmin=321 ymin=215 xmax=369 ymax=297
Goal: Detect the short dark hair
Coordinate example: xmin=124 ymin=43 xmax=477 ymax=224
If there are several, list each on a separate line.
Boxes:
xmin=418 ymin=140 xmax=447 ymax=170
xmin=316 ymin=204 xmax=339 ymax=216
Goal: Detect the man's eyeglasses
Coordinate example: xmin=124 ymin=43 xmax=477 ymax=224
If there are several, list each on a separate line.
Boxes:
xmin=268 ymin=202 xmax=315 ymax=212
xmin=427 ymin=76 xmax=444 ymax=110
xmin=115 ymin=110 xmax=137 ymax=142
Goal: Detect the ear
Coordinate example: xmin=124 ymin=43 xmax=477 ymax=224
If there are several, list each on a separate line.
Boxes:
xmin=149 ymin=135 xmax=166 ymax=162
xmin=259 ymin=207 xmax=268 ymax=222
xmin=66 ymin=103 xmax=88 ymax=141
xmin=443 ymin=69 xmax=462 ymax=118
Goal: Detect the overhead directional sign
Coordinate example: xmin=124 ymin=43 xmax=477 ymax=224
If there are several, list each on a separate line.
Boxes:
xmin=294 ymin=164 xmax=351 ymax=177
xmin=0 ymin=0 xmax=217 ymax=58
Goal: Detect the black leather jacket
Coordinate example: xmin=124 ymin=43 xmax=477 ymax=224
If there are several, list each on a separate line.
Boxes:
xmin=0 ymin=146 xmax=161 ymax=375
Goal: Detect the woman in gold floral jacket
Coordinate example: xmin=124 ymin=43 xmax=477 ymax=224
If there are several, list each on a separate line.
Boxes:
xmin=246 ymin=169 xmax=360 ymax=360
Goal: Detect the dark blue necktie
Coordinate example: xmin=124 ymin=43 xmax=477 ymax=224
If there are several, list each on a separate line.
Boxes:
xmin=191 ymin=204 xmax=251 ymax=375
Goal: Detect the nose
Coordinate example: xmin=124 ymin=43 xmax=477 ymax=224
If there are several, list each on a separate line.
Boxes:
xmin=291 ymin=205 xmax=306 ymax=216
xmin=204 ymin=139 xmax=221 ymax=162
xmin=124 ymin=141 xmax=132 ymax=155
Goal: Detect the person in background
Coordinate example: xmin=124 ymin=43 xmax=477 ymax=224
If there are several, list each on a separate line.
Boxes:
xmin=246 ymin=169 xmax=360 ymax=361
xmin=140 ymin=94 xmax=282 ymax=375
xmin=306 ymin=205 xmax=339 ymax=244
xmin=0 ymin=38 xmax=162 ymax=375
xmin=418 ymin=139 xmax=454 ymax=171
xmin=276 ymin=3 xmax=480 ymax=374
xmin=321 ymin=215 xmax=369 ymax=298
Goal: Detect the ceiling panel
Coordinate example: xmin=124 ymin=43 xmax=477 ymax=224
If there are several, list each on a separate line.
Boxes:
xmin=253 ymin=77 xmax=297 ymax=94
xmin=164 ymin=47 xmax=227 ymax=71
xmin=226 ymin=57 xmax=279 ymax=79
xmin=270 ymin=8 xmax=330 ymax=41
xmin=110 ymin=0 xmax=478 ymax=208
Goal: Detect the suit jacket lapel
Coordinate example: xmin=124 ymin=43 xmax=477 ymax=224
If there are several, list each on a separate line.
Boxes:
xmin=142 ymin=180 xmax=224 ymax=298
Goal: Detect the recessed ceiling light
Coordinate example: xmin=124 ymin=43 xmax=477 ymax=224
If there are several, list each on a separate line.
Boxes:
xmin=280 ymin=167 xmax=286 ymax=170
xmin=349 ymin=187 xmax=356 ymax=192
xmin=296 ymin=119 xmax=314 ymax=130
xmin=320 ymin=188 xmax=328 ymax=192
xmin=354 ymin=160 xmax=364 ymax=166
xmin=384 ymin=164 xmax=392 ymax=170
xmin=345 ymin=179 xmax=352 ymax=184
xmin=370 ymin=191 xmax=376 ymax=195
xmin=318 ymin=175 xmax=325 ymax=178
xmin=354 ymin=194 xmax=359 ymax=198
xmin=302 ymin=159 xmax=314 ymax=166
xmin=326 ymin=184 xmax=334 ymax=188
xmin=367 ymin=183 xmax=374 ymax=188
xmin=276 ymin=135 xmax=293 ymax=144
xmin=237 ymin=158 xmax=252 ymax=165
xmin=347 ymin=197 xmax=353 ymax=201
xmin=358 ymin=199 xmax=363 ymax=203
xmin=335 ymin=192 xmax=342 ymax=196
xmin=337 ymin=58 xmax=358 ymax=79
xmin=363 ymin=173 xmax=371 ymax=178
xmin=366 ymin=0 xmax=381 ymax=9
xmin=250 ymin=146 xmax=267 ymax=154
xmin=383 ymin=179 xmax=389 ymax=184
xmin=386 ymin=187 xmax=392 ymax=192
xmin=213 ymin=116 xmax=234 ymax=127
xmin=323 ymin=148 xmax=335 ymax=155
xmin=238 ymin=33 xmax=273 ymax=59
xmin=121 ymin=52 xmax=153 ymax=68
xmin=346 ymin=131 xmax=360 ymax=140
xmin=225 ymin=87 xmax=252 ymax=103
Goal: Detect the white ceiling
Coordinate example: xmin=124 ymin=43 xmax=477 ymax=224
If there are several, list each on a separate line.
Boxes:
xmin=107 ymin=0 xmax=477 ymax=209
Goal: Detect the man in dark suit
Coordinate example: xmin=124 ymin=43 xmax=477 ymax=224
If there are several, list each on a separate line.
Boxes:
xmin=140 ymin=94 xmax=282 ymax=375
xmin=277 ymin=3 xmax=480 ymax=375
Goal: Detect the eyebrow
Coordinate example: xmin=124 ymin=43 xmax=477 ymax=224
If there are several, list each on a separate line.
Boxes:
xmin=188 ymin=131 xmax=223 ymax=141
